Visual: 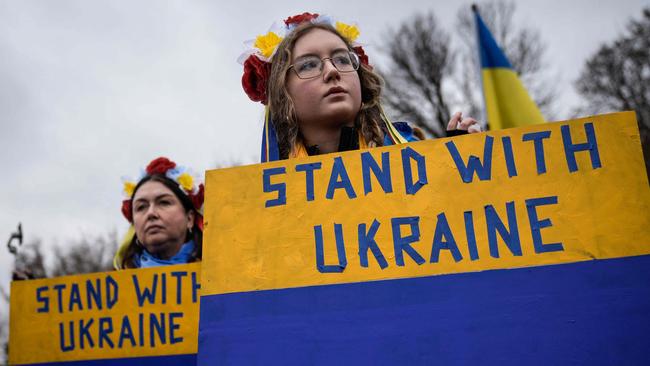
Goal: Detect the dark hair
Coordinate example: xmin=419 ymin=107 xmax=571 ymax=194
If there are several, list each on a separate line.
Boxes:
xmin=121 ymin=174 xmax=202 ymax=269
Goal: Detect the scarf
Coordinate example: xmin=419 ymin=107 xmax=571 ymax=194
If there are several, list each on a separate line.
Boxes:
xmin=135 ymin=240 xmax=196 ymax=268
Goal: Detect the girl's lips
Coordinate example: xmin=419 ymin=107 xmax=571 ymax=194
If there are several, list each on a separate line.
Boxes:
xmin=325 ymin=86 xmax=347 ymax=97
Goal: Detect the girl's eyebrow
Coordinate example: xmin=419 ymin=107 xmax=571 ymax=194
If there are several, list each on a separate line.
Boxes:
xmin=294 ymin=52 xmax=318 ymax=60
xmin=294 ymin=47 xmax=349 ymax=60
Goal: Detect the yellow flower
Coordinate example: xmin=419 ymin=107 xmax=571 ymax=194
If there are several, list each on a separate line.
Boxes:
xmin=123 ymin=181 xmax=136 ymax=197
xmin=254 ymin=31 xmax=283 ymax=59
xmin=335 ymin=22 xmax=360 ymax=42
xmin=177 ymin=173 xmax=194 ymax=192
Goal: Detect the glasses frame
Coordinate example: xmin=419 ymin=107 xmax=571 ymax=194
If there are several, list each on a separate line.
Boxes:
xmin=288 ymin=51 xmax=360 ymax=79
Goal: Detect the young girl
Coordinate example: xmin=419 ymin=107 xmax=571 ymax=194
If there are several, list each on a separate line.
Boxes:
xmin=240 ymin=12 xmax=480 ymax=161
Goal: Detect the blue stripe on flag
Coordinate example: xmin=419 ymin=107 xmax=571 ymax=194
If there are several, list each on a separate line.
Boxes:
xmin=475 ymin=12 xmax=513 ymax=69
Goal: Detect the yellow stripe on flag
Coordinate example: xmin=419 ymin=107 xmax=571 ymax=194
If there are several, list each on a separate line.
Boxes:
xmin=482 ymin=68 xmax=545 ymax=130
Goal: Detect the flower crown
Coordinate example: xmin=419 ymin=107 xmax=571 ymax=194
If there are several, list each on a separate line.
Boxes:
xmin=239 ymin=12 xmax=370 ymax=104
xmin=120 ymin=157 xmax=204 ymax=225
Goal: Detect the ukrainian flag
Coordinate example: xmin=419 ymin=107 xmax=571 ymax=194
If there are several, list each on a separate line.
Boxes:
xmin=474 ymin=6 xmax=545 ymax=130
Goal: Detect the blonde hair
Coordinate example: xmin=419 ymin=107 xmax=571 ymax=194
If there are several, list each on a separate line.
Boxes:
xmin=267 ymin=22 xmax=386 ymax=159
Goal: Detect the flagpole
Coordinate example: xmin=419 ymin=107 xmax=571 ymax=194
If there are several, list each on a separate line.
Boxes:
xmin=471 ymin=4 xmax=489 ymax=130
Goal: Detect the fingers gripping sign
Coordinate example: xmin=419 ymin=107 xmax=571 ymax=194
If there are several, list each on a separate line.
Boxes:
xmin=448 ymin=111 xmax=482 ymax=134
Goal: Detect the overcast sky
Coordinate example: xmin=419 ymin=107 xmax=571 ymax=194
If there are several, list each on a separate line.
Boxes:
xmin=0 ymin=0 xmax=647 ymax=295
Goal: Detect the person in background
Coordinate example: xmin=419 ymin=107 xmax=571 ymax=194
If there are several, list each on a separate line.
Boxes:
xmin=114 ymin=157 xmax=204 ymax=269
xmin=240 ymin=12 xmax=481 ymax=162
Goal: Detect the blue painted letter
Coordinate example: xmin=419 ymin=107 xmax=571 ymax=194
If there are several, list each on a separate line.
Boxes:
xmin=561 ymin=122 xmax=601 ymax=172
xmin=446 ymin=136 xmax=494 ymax=182
xmin=522 ymin=130 xmax=551 ymax=174
xmin=526 ymin=196 xmax=564 ymax=253
xmin=464 ymin=211 xmax=479 ymax=260
xmin=401 ymin=147 xmax=428 ymax=195
xmin=361 ymin=151 xmax=393 ymax=195
xmin=391 ymin=216 xmax=425 ymax=266
xmin=485 ymin=201 xmax=522 ymax=258
xmin=326 ymin=157 xmax=357 ymax=199
xmin=296 ymin=162 xmax=322 ymax=201
xmin=358 ymin=219 xmax=388 ymax=269
xmin=59 ymin=322 xmax=75 ymax=352
xmin=430 ymin=213 xmax=463 ymax=263
xmin=263 ymin=167 xmax=287 ymax=207
xmin=502 ymin=136 xmax=518 ymax=177
xmin=36 ymin=286 xmax=49 ymax=313
xmin=133 ymin=274 xmax=157 ymax=307
xmin=314 ymin=224 xmax=348 ymax=273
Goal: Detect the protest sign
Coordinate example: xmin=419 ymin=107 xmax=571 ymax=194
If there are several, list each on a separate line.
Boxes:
xmin=198 ymin=112 xmax=649 ymax=364
xmin=9 ymin=263 xmax=200 ymax=365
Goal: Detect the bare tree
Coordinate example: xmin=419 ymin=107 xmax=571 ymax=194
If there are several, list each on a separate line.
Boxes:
xmin=381 ymin=12 xmax=454 ymax=137
xmin=49 ymin=232 xmax=118 ymax=277
xmin=456 ymin=0 xmax=558 ymax=121
xmin=574 ymin=8 xmax=650 ymax=177
xmin=381 ymin=1 xmax=557 ymax=137
xmin=0 ymin=283 xmax=7 ymax=366
xmin=0 ymin=311 xmax=6 ymax=366
xmin=8 ymin=233 xmax=117 ymax=279
xmin=11 ymin=240 xmax=48 ymax=280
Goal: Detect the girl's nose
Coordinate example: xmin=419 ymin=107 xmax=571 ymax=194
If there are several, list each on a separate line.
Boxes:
xmin=322 ymin=59 xmax=341 ymax=82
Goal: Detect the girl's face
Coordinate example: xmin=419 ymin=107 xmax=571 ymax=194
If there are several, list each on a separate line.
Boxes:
xmin=132 ymin=181 xmax=194 ymax=259
xmin=286 ymin=28 xmax=362 ymax=130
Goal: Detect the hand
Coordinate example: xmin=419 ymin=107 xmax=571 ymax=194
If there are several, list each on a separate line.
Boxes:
xmin=447 ymin=111 xmax=482 ymax=134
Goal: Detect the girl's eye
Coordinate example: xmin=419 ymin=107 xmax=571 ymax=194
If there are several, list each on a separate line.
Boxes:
xmin=333 ymin=54 xmax=351 ymax=65
xmin=297 ymin=58 xmax=320 ymax=72
xmin=134 ymin=203 xmax=147 ymax=212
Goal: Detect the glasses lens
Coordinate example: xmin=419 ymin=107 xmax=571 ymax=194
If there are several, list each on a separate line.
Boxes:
xmin=332 ymin=51 xmax=359 ymax=72
xmin=295 ymin=56 xmax=322 ymax=79
xmin=292 ymin=52 xmax=360 ymax=79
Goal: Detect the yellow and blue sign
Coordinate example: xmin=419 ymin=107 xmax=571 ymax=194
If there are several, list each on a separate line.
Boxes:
xmin=9 ymin=263 xmax=200 ymax=365
xmin=199 ymin=112 xmax=650 ymax=364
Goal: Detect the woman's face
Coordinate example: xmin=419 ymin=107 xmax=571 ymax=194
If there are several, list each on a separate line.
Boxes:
xmin=132 ymin=181 xmax=194 ymax=259
xmin=286 ymin=28 xmax=362 ymax=129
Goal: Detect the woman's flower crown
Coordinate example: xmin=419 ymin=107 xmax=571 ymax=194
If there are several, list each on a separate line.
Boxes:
xmin=120 ymin=157 xmax=204 ymax=223
xmin=239 ymin=12 xmax=370 ymax=104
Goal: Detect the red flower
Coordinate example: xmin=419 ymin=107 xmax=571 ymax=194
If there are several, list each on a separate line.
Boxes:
xmin=146 ymin=157 xmax=176 ymax=175
xmin=121 ymin=200 xmax=133 ymax=222
xmin=354 ymin=46 xmax=371 ymax=69
xmin=284 ymin=12 xmax=319 ymax=27
xmin=191 ymin=184 xmax=205 ymax=211
xmin=242 ymin=55 xmax=272 ymax=104
xmin=195 ymin=215 xmax=204 ymax=232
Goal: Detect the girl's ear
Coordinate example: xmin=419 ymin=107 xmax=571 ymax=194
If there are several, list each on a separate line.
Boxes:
xmin=187 ymin=210 xmax=195 ymax=230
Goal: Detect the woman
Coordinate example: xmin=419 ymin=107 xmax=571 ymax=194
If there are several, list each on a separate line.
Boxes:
xmin=114 ymin=157 xmax=204 ymax=269
xmin=240 ymin=12 xmax=481 ymax=161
